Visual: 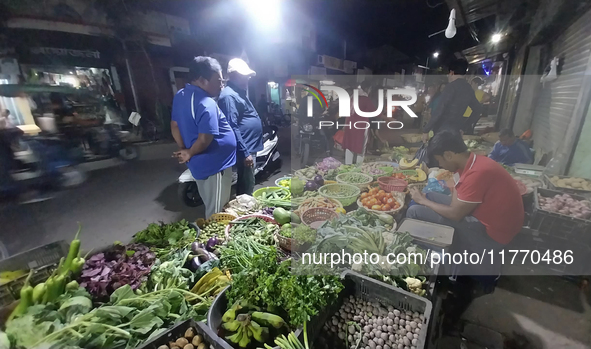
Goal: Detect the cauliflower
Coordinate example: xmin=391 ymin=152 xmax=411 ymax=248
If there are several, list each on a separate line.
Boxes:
xmin=405 ymin=277 xmax=426 ymax=296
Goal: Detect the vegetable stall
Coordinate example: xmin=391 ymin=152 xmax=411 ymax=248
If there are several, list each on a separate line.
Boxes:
xmin=3 ymin=152 xmax=568 ymax=349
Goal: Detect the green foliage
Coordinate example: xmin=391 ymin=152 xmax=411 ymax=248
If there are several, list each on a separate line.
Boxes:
xmin=227 ymin=249 xmax=343 ymax=327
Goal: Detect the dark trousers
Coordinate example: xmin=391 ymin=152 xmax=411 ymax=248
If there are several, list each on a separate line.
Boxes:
xmin=236 ymin=154 xmax=255 ymax=196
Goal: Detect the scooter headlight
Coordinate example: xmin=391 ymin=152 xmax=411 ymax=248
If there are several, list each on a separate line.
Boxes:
xmin=303 ymin=124 xmax=314 ymax=132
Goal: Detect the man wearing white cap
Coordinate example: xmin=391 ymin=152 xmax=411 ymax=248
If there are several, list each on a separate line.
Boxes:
xmin=218 ymin=58 xmax=263 ymax=195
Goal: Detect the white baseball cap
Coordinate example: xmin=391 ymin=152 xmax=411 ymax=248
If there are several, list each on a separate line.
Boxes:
xmin=227 ymin=58 xmax=256 ymax=77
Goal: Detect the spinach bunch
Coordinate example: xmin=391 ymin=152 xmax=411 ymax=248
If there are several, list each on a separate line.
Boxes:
xmin=133 ymin=220 xmax=197 ymax=253
xmin=6 ymin=285 xmax=210 ymax=349
xmin=227 ymin=248 xmax=343 ymax=327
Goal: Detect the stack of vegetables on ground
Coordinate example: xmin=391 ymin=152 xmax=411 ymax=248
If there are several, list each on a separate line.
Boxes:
xmin=216 ymin=248 xmax=343 ymax=347
xmin=310 ymin=210 xmax=430 ymax=296
xmin=315 ymin=295 xmax=426 ymax=349
xmin=7 ymin=226 xmax=86 ymax=323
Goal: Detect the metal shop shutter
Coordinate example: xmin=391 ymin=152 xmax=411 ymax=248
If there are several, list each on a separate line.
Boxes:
xmin=531 ymin=9 xmax=591 ymax=159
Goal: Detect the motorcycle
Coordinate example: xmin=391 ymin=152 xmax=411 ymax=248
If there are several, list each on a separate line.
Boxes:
xmin=177 ymin=125 xmax=281 ymax=207
xmin=5 ymin=134 xmax=87 ymax=199
xmin=85 ymin=123 xmax=140 ymax=161
xmin=296 ymin=115 xmax=331 ymax=167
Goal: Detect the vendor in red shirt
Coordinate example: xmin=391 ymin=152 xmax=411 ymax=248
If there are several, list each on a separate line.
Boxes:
xmin=407 ymin=130 xmax=524 ymax=253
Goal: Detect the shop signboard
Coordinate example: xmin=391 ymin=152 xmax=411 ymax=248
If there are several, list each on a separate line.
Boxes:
xmin=8 ymin=29 xmax=113 ymax=68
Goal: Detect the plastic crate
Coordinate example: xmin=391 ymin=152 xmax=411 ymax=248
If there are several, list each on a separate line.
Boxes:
xmin=313 ymin=270 xmax=432 ymax=349
xmin=543 ymin=174 xmax=591 ymax=197
xmin=0 ymin=241 xmax=68 ymax=272
xmin=531 ymin=188 xmax=591 ymax=244
xmin=0 ymin=241 xmax=68 ymax=308
xmin=135 ymin=319 xmax=233 ymax=349
xmin=207 ymin=286 xmax=306 ymax=349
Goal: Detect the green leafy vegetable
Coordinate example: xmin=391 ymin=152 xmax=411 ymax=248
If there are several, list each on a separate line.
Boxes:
xmin=227 ymin=248 xmax=343 ymax=327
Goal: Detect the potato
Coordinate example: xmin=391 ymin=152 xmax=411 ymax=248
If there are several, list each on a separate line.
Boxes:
xmin=572 ymin=182 xmax=582 ymax=188
xmin=184 ymin=328 xmax=195 ymax=340
xmin=192 ymin=335 xmax=203 ymax=347
xmin=175 ymin=338 xmax=189 ymax=347
xmin=556 ymin=179 xmax=567 ymax=187
xmin=158 ymin=346 xmax=169 ymax=349
xmin=183 ymin=345 xmax=194 ymax=349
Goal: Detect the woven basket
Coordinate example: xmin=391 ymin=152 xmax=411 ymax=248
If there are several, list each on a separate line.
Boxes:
xmin=225 ymin=214 xmax=278 ymax=240
xmin=378 ymin=177 xmax=408 ymax=192
xmin=408 ymin=182 xmax=427 ymax=193
xmin=274 ymin=176 xmax=292 ymax=188
xmin=392 ymin=170 xmax=418 ymax=178
xmin=294 ymin=169 xmax=316 ymax=181
xmin=253 ymin=186 xmax=291 ymax=200
xmin=401 ymin=133 xmax=422 ymax=143
xmin=357 ymin=192 xmax=405 ymax=215
xmin=276 ymin=223 xmax=314 ymax=252
xmin=209 ymin=213 xmax=237 ymax=223
xmin=301 ymin=207 xmax=339 ymax=228
xmin=318 ymin=183 xmax=361 ymax=207
xmin=336 ymin=172 xmax=373 ymax=190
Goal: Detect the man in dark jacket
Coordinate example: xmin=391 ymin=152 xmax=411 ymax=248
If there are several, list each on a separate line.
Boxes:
xmin=218 ymin=58 xmax=263 ymax=195
xmin=422 ymin=59 xmax=482 ymax=142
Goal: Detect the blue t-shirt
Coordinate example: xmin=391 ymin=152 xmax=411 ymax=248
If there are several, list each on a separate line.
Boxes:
xmin=171 ymin=84 xmax=236 ymax=180
xmin=488 ymin=139 xmax=533 ymax=166
xmin=218 ymin=82 xmax=263 ymax=158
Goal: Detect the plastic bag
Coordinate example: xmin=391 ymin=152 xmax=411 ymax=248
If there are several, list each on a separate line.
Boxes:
xmin=422 ymin=178 xmax=450 ymax=195
xmin=414 ymin=143 xmax=429 ymax=165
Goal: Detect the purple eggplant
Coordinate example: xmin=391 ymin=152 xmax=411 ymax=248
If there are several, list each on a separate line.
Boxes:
xmin=206 ymin=236 xmax=219 ymax=252
xmin=314 ymin=174 xmax=324 ymax=186
xmin=305 ymin=180 xmax=318 ymax=191
xmin=193 ymin=247 xmax=216 ymax=263
xmin=190 ymin=256 xmax=201 ymax=271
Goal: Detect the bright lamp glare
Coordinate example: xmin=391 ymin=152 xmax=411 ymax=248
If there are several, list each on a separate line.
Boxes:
xmin=433 ymin=52 xmax=440 ymax=58
xmin=491 ymin=33 xmax=502 ymax=43
xmin=242 ymin=0 xmax=280 ymax=28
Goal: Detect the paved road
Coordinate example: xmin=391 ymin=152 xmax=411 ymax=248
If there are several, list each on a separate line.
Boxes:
xmin=1 ymin=130 xmax=291 ymax=257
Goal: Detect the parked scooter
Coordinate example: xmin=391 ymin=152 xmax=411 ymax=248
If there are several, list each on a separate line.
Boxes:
xmin=177 ymin=125 xmax=281 ymax=207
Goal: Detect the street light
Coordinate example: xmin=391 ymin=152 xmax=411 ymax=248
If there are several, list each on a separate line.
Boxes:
xmin=241 ymin=0 xmax=280 ymax=28
xmin=426 ymin=52 xmax=439 ymax=69
xmin=491 ymin=33 xmax=503 ymax=43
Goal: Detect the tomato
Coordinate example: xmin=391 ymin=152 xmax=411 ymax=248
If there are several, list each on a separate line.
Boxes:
xmin=383 ymin=204 xmax=392 ymax=211
xmin=386 ymin=198 xmax=395 ymax=205
xmin=360 ymin=192 xmax=369 ymax=199
xmin=382 ymin=196 xmax=389 ymax=204
xmin=371 ymin=204 xmax=382 ymax=211
xmin=369 ymin=198 xmax=378 ymax=206
xmin=386 ymin=192 xmax=393 ymax=198
xmin=370 ymin=187 xmax=379 ymax=195
xmin=378 ymin=189 xmax=385 ymax=195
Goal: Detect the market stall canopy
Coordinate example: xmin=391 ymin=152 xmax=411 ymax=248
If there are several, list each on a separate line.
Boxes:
xmin=444 ymin=0 xmax=498 ymax=27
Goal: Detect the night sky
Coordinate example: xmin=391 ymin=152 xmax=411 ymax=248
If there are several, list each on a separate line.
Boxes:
xmin=154 ymin=0 xmax=494 ymax=67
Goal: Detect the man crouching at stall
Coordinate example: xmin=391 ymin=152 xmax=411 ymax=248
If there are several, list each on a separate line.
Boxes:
xmin=408 ymin=129 xmax=524 ymax=253
xmin=407 ymin=130 xmax=524 ymax=332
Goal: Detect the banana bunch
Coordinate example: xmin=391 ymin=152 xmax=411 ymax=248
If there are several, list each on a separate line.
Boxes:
xmin=222 ymin=301 xmax=286 ymax=348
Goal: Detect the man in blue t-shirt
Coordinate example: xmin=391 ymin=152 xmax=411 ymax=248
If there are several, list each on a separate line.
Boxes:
xmin=171 ymin=56 xmax=237 ymax=218
xmin=218 ymin=58 xmax=263 ymax=195
xmin=488 ymin=128 xmax=533 ymax=166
